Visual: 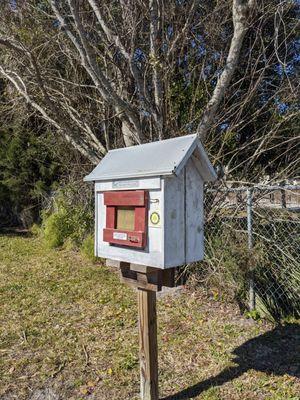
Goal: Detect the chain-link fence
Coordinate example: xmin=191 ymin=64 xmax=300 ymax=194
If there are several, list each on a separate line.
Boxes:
xmin=203 ymin=184 xmax=300 ymax=320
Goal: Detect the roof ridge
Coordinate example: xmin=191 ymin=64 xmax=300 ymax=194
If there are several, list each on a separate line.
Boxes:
xmin=108 ymin=133 xmax=197 ymax=153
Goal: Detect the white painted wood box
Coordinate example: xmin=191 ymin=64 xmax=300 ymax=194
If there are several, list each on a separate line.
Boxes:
xmin=84 ymin=134 xmax=217 ymax=269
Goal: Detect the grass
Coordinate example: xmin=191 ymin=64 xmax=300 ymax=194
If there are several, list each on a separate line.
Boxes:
xmin=0 ymin=233 xmax=299 ymax=400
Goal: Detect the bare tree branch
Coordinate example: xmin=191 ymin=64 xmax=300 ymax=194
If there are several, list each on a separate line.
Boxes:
xmin=149 ymin=0 xmax=164 ymax=139
xmin=51 ymin=0 xmax=144 ymax=146
xmin=0 ymin=65 xmax=101 ymax=163
xmin=197 ymin=0 xmax=256 ymax=141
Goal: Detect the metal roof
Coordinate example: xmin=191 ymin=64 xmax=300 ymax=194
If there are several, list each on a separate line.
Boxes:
xmin=84 ymin=134 xmax=217 ymax=182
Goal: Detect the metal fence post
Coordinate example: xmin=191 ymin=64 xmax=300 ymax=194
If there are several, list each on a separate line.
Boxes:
xmin=247 ymin=188 xmax=255 ymax=311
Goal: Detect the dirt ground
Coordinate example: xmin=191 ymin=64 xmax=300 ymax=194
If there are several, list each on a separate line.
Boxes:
xmin=0 ymin=233 xmax=299 ymax=400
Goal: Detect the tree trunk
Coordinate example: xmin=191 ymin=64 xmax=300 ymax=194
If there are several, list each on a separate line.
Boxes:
xmin=122 ymin=121 xmax=138 ymax=147
xmin=197 ymin=0 xmax=256 ymax=142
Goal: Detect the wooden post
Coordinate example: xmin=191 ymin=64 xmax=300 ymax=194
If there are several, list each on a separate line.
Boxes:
xmin=138 ymin=288 xmax=159 ymax=400
xmin=110 ymin=260 xmax=176 ymax=399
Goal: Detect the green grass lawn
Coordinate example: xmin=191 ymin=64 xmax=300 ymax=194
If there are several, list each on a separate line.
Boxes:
xmin=0 ymin=233 xmax=299 ymax=400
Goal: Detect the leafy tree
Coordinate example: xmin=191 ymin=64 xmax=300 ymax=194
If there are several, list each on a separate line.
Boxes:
xmin=0 ymin=125 xmax=61 ymax=227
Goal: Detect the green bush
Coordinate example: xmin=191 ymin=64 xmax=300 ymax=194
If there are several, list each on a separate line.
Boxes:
xmin=30 ymin=223 xmax=42 ymax=236
xmin=80 ymin=234 xmax=96 ymax=262
xmin=43 ymin=209 xmax=72 ymax=248
xmin=42 ymin=182 xmax=94 ymax=249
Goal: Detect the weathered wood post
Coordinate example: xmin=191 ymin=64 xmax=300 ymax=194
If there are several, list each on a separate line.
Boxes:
xmin=138 ymin=288 xmax=159 ymax=400
xmin=120 ymin=263 xmax=161 ymax=400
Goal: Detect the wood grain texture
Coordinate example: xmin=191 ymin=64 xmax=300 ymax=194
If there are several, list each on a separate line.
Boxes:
xmin=120 ymin=265 xmax=163 ymax=292
xmin=106 ymin=258 xmax=122 ymax=268
xmin=185 ymin=157 xmax=204 ymax=262
xmin=106 ymin=206 xmax=116 ymax=229
xmin=103 ymin=228 xmax=146 ymax=248
xmin=104 ymin=190 xmax=147 ymax=206
xmin=130 ymin=264 xmax=158 ymax=273
xmin=163 ymin=173 xmax=185 ymax=266
xmin=138 ymin=289 xmax=159 ymax=400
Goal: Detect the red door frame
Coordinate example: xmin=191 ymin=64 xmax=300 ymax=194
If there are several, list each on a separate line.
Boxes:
xmin=103 ymin=190 xmax=148 ymax=248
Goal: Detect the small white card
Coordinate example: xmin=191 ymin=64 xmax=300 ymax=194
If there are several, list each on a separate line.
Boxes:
xmin=113 ymin=232 xmax=128 ymax=240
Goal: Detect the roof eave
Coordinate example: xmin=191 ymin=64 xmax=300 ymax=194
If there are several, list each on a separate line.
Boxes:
xmin=83 ymin=170 xmax=176 ymax=182
xmin=175 ymin=138 xmax=217 ymax=182
xmin=195 ymin=141 xmax=218 ymax=181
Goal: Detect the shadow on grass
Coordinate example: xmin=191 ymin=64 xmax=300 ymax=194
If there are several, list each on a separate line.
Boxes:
xmin=161 ymin=323 xmax=300 ymax=400
xmin=0 ymin=227 xmax=32 ymax=237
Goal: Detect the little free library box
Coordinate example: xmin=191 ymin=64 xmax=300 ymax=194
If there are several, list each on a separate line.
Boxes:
xmin=84 ymin=134 xmax=216 ymax=400
xmin=84 ymin=134 xmax=217 ymax=269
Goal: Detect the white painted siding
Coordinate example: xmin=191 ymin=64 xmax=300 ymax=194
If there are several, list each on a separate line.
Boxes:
xmin=163 ymin=174 xmax=185 ymax=267
xmin=95 ymin=177 xmax=160 ymax=192
xmin=185 ymin=158 xmax=204 ymax=262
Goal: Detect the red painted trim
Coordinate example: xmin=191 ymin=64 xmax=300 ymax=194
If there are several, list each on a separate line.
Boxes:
xmin=103 ymin=190 xmax=149 ymax=249
xmin=134 ymin=205 xmax=147 ymax=232
xmin=106 ymin=206 xmax=115 ymax=229
xmin=104 ymin=190 xmax=146 ymax=206
xmin=103 ymin=228 xmax=145 ymax=248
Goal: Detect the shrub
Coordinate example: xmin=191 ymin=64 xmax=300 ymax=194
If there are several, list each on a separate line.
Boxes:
xmin=80 ymin=234 xmax=96 ymax=262
xmin=189 ymin=218 xmax=265 ymax=310
xmin=193 ymin=207 xmax=300 ymax=320
xmin=43 ymin=209 xmax=72 ymax=248
xmin=30 ymin=223 xmax=42 ymax=236
xmin=42 ymin=181 xmax=94 ymax=249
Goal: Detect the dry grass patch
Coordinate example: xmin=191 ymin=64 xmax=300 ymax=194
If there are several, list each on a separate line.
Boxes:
xmin=0 ymin=233 xmax=299 ymax=400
